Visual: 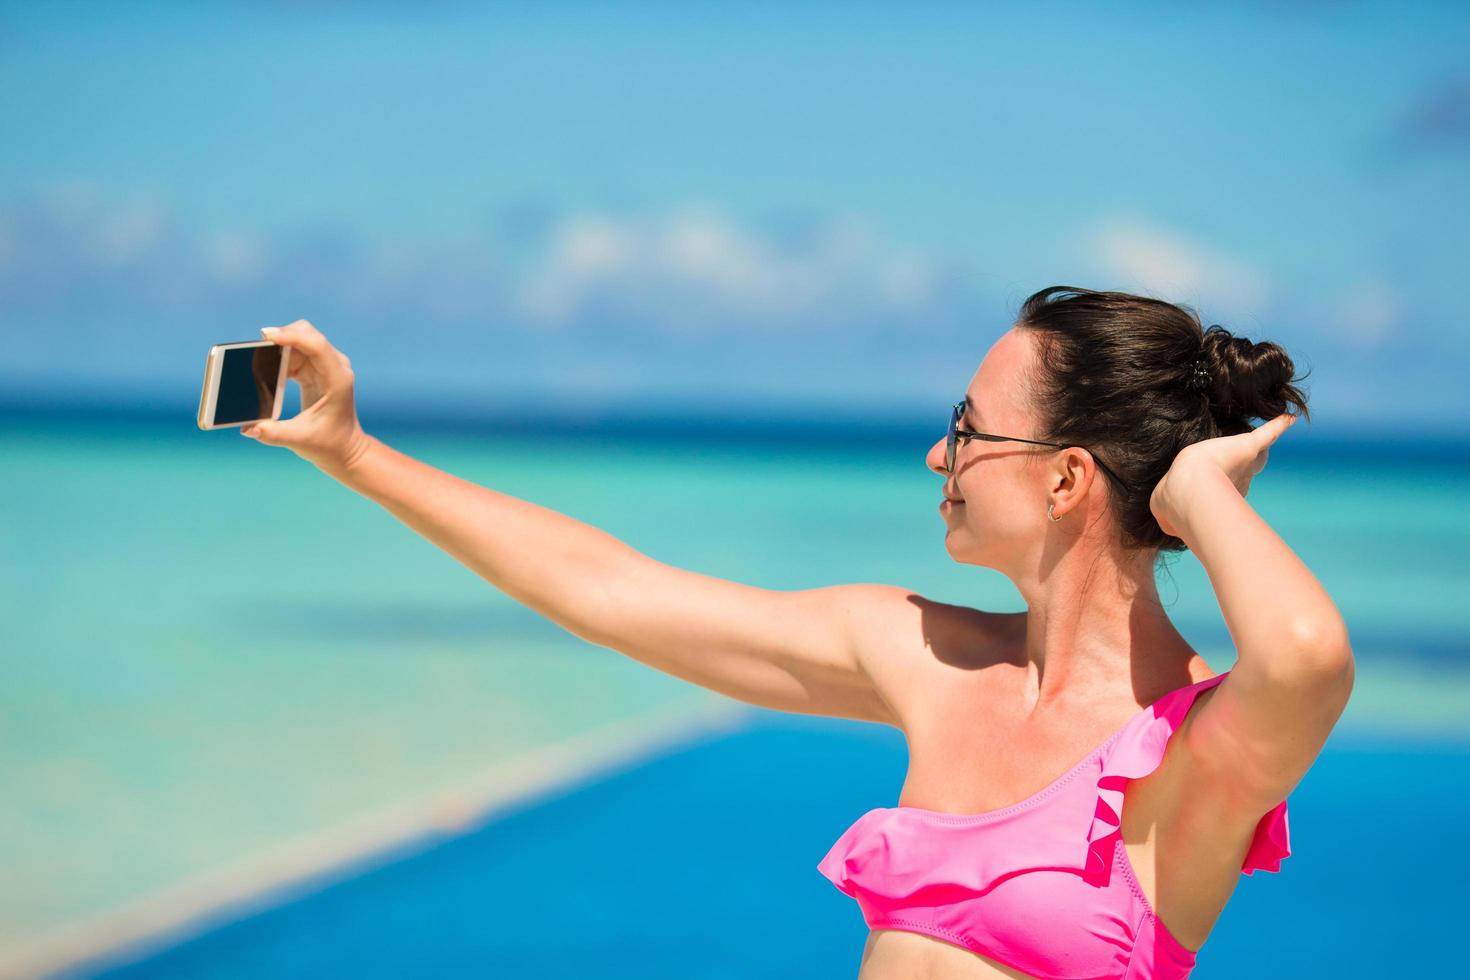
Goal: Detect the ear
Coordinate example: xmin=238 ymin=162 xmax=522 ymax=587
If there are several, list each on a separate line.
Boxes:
xmin=1048 ymin=446 xmax=1099 ymax=518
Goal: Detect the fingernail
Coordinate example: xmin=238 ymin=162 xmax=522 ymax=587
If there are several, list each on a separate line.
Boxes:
xmin=261 ymin=327 xmax=278 ymax=337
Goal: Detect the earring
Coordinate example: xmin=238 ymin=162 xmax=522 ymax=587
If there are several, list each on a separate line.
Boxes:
xmin=1048 ymin=503 xmax=1062 ymax=522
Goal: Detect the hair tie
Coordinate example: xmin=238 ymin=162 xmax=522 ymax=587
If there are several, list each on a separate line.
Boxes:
xmin=1187 ymin=357 xmax=1211 ymax=391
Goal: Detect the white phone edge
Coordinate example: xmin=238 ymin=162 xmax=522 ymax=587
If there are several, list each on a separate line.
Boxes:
xmin=196 ymin=339 xmax=292 ymax=430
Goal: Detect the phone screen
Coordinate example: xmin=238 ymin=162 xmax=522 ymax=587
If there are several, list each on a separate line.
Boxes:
xmin=212 ymin=344 xmax=286 ymax=425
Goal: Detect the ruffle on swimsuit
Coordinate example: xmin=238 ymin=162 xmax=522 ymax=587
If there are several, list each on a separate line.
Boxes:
xmin=817 ymin=670 xmax=1292 ymax=980
xmin=1084 ymin=673 xmax=1291 ymax=885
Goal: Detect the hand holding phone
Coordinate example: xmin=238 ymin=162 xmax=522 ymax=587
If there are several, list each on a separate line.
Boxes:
xmin=214 ymin=319 xmax=371 ymax=475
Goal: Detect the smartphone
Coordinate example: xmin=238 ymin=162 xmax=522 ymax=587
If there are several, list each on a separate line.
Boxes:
xmin=197 ymin=339 xmax=293 ymax=430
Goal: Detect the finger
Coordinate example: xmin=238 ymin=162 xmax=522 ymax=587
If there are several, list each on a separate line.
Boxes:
xmin=260 ymin=320 xmax=351 ymax=386
xmin=240 ymin=419 xmax=283 ymax=444
xmin=1255 ymin=412 xmax=1295 ymax=445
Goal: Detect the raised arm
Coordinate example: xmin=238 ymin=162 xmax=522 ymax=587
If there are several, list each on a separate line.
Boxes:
xmin=1151 ymin=414 xmax=1355 ymax=821
xmin=241 ymin=320 xmax=904 ymax=728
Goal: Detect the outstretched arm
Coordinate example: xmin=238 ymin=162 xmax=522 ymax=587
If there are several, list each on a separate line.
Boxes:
xmin=329 ymin=436 xmax=902 ymax=724
xmin=244 ymin=319 xmax=903 ymax=727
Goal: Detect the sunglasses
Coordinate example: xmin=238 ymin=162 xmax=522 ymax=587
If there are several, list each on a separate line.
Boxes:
xmin=947 ymin=400 xmax=1123 ymax=488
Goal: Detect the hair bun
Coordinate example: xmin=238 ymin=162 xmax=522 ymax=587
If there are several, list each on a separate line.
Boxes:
xmin=1200 ymin=324 xmax=1309 ymax=424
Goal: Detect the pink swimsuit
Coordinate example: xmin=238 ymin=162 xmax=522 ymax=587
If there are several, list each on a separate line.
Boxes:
xmin=816 ymin=670 xmax=1291 ymax=979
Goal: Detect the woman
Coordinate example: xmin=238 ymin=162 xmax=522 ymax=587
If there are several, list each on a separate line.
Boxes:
xmin=241 ymin=285 xmax=1354 ymax=979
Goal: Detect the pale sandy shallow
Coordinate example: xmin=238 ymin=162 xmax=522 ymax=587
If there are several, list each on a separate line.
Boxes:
xmin=0 ymin=696 xmax=749 ymax=980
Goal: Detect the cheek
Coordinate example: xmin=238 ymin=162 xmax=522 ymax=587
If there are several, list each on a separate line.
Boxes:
xmin=959 ymin=461 xmax=1020 ymax=500
xmin=959 ymin=468 xmax=1037 ymax=525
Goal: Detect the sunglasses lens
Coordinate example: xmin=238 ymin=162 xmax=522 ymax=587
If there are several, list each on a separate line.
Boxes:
xmin=946 ymin=409 xmax=957 ymax=472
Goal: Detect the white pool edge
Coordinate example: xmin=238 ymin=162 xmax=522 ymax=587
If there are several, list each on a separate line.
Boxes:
xmin=2 ymin=696 xmax=752 ymax=980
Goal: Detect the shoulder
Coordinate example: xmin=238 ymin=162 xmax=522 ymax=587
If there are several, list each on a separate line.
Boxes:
xmin=840 ymin=585 xmax=1022 ymax=732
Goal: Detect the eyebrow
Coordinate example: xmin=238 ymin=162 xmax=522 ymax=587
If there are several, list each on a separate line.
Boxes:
xmin=963 ymin=395 xmax=982 ymax=427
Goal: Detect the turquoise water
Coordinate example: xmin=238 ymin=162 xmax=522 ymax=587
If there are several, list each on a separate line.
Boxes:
xmin=3 ymin=411 xmax=1468 ymax=973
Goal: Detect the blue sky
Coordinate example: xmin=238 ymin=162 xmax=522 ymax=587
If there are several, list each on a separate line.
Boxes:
xmin=2 ymin=1 xmax=1467 ymax=433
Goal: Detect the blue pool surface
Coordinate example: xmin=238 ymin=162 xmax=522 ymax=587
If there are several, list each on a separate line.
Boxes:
xmin=65 ymin=712 xmax=1468 ymax=979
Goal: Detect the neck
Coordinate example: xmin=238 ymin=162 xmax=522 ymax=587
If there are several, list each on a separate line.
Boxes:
xmin=1008 ymin=541 xmax=1199 ymax=712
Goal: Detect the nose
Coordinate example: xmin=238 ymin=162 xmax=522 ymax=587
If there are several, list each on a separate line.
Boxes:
xmin=926 ymin=435 xmax=949 ymax=476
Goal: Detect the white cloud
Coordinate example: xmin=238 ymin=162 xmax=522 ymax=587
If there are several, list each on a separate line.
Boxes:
xmin=514 ymin=203 xmax=949 ymax=331
xmin=1 ymin=183 xmax=965 ymax=337
xmin=202 ymin=229 xmax=268 ymax=285
xmin=93 ymin=201 xmax=166 ymax=267
xmin=21 ymin=179 xmax=169 ymax=269
xmin=876 ymin=250 xmax=940 ymax=309
xmin=1336 ymin=277 xmax=1398 ymax=349
xmin=561 ymin=216 xmax=634 ymax=276
xmin=1083 ymin=215 xmax=1271 ymax=325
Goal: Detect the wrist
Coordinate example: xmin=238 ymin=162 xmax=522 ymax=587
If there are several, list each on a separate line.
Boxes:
xmin=323 ymin=429 xmax=378 ymax=483
xmin=1164 ymin=461 xmax=1234 ymax=540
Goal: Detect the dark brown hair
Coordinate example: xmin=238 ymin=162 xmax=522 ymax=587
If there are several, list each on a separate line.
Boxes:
xmin=1015 ymin=285 xmax=1311 ymax=553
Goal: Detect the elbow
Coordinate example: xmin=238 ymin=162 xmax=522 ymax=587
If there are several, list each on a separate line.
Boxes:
xmin=1285 ymin=617 xmax=1355 ymax=678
